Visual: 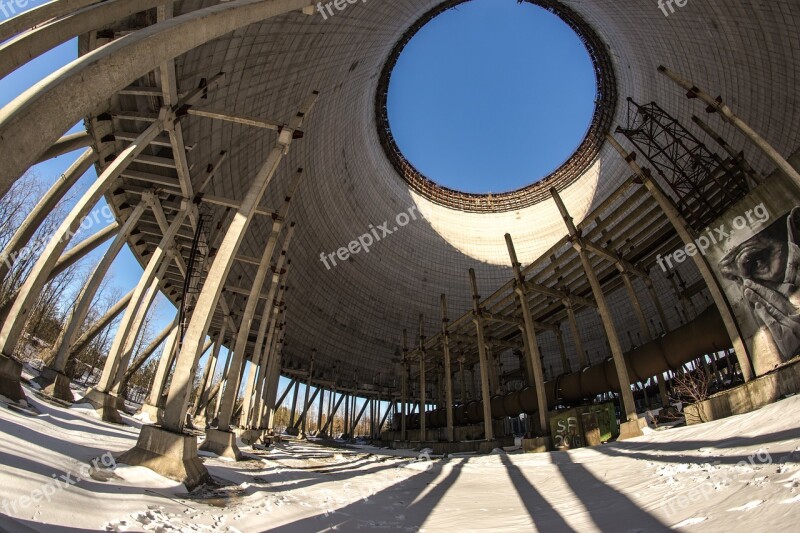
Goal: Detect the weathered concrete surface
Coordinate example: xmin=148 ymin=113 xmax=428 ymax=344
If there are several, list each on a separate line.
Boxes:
xmin=685 ymin=356 xmax=800 ymax=425
xmin=198 ymin=428 xmax=243 ymax=461
xmin=0 ymin=354 xmax=24 ymax=402
xmin=116 ymin=425 xmax=211 ymax=491
xmin=77 ymin=388 xmax=122 ymax=424
xmin=617 ymin=418 xmax=647 ymax=441
xmin=35 ymin=367 xmax=74 ymax=402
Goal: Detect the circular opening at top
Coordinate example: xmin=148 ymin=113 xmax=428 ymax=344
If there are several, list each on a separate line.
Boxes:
xmin=387 ymin=0 xmax=596 ymax=195
xmin=376 ymin=0 xmax=617 ymax=212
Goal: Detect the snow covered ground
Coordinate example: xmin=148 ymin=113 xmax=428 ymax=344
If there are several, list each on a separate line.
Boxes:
xmin=0 ymin=385 xmax=798 ymax=532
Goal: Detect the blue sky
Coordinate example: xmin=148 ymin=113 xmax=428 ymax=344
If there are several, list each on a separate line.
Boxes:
xmin=388 ymin=0 xmax=596 ymax=194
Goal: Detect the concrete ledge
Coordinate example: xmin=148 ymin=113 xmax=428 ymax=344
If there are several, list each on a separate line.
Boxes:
xmin=37 ymin=367 xmax=74 ymax=402
xmin=198 ymin=428 xmax=242 ymax=460
xmin=77 ymin=388 xmax=122 ymax=424
xmin=117 ymin=425 xmax=211 ymax=491
xmin=685 ymin=357 xmax=800 ymax=424
xmin=0 ymin=354 xmax=25 ymax=402
xmin=618 ymin=418 xmax=647 ymax=441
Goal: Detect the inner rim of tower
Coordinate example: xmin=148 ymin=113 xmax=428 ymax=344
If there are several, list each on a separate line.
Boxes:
xmin=375 ymin=0 xmax=618 ymax=213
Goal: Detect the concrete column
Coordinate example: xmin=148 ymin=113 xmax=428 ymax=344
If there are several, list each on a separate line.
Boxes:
xmin=606 ymin=133 xmax=754 ymax=382
xmin=551 ymin=188 xmax=639 ymax=427
xmin=46 ymin=198 xmax=150 ymax=374
xmin=469 ymin=269 xmax=495 ymax=442
xmin=138 ymin=323 xmax=179 ymax=422
xmin=158 ymin=93 xmax=317 ymax=443
xmin=400 ymin=329 xmax=408 ymax=441
xmin=563 ymin=299 xmax=589 ymax=369
xmin=619 ymin=269 xmax=653 ymax=344
xmin=440 ymin=294 xmax=454 ymax=442
xmin=506 ymin=234 xmax=550 ymax=439
xmin=301 ymin=356 xmax=315 ymax=435
xmin=91 ymin=206 xmax=186 ymax=395
xmin=118 ymin=317 xmax=178 ymax=396
xmin=242 ymin=231 xmax=294 ymax=428
xmin=643 ymin=276 xmax=670 ymax=334
xmin=257 ymin=331 xmax=285 ymax=429
xmin=288 ymin=380 xmax=300 ymax=428
xmin=0 ymin=79 xmax=215 ymax=367
xmin=65 ymin=289 xmax=134 ymax=363
xmin=657 ymin=373 xmax=670 ymax=408
xmin=418 ymin=314 xmax=426 ymax=441
xmin=192 ymin=321 xmax=227 ymax=423
xmin=317 ymin=384 xmax=324 ymax=432
xmin=458 ymin=358 xmax=466 ymax=404
xmin=554 ymin=325 xmax=571 ymax=374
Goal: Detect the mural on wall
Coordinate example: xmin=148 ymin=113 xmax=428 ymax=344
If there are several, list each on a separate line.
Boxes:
xmin=719 ymin=207 xmax=800 ymax=363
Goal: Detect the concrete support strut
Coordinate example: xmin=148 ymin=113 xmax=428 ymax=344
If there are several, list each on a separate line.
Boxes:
xmin=551 ymin=188 xmax=639 ymax=426
xmin=469 ymin=269 xmax=495 ymax=442
xmin=605 ymin=133 xmax=754 ymax=382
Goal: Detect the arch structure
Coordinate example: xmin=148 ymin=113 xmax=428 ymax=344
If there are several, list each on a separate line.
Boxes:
xmin=0 ymin=0 xmax=798 ymax=488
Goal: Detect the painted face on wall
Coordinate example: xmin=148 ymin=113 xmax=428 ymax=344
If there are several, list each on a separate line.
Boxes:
xmin=719 ymin=207 xmax=800 ymax=361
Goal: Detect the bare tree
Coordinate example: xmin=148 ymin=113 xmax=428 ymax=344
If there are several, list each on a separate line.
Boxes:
xmin=670 ymin=366 xmax=713 ymax=423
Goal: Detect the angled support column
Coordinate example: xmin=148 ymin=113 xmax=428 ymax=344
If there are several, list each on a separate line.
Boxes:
xmin=618 ymin=266 xmax=653 ymax=345
xmin=192 ymin=321 xmax=228 ymax=425
xmin=0 ymin=78 xmax=219 ymax=402
xmin=0 ymin=148 xmax=96 ymax=283
xmin=554 ymin=325 xmax=571 ymax=374
xmin=137 ymin=322 xmax=179 ymax=423
xmin=82 ymin=206 xmax=186 ymax=420
xmin=67 ymin=288 xmax=134 ymax=362
xmin=563 ymin=298 xmax=589 ymax=369
xmin=506 ymin=234 xmax=549 ymax=441
xmin=643 ymin=276 xmax=670 ymax=335
xmin=244 ymin=225 xmax=296 ymax=428
xmin=158 ymin=92 xmax=318 ymax=444
xmin=469 ymin=269 xmax=495 ymax=442
xmin=658 ymin=65 xmax=800 ymax=191
xmin=36 ymin=199 xmax=149 ymax=400
xmin=606 ymin=133 xmax=754 ymax=382
xmin=118 ymin=317 xmax=178 ymax=394
xmin=551 ymin=188 xmax=641 ymax=437
xmin=300 ymin=354 xmax=315 ymax=435
xmin=320 ymin=391 xmax=345 ymax=435
xmin=440 ymin=295 xmax=454 ymax=442
xmin=316 ymin=383 xmax=324 ymax=432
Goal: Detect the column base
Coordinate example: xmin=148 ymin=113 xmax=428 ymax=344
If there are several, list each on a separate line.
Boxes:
xmin=117 ymin=425 xmax=211 ymax=491
xmin=0 ymin=354 xmax=25 ymax=402
xmin=198 ymin=428 xmax=243 ymax=460
xmin=35 ymin=367 xmax=74 ymax=402
xmin=521 ymin=436 xmax=552 ymax=453
xmin=137 ymin=403 xmax=163 ymax=425
xmin=77 ymin=388 xmax=122 ymax=424
xmin=618 ymin=418 xmax=647 ymax=441
xmin=234 ymin=428 xmax=262 ymax=445
xmin=192 ymin=414 xmax=209 ymax=429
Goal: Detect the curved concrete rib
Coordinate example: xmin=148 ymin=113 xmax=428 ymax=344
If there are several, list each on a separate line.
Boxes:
xmin=0 ymin=0 xmax=170 ymax=81
xmin=0 ymin=0 xmax=312 ymax=196
xmin=0 ymin=0 xmax=101 ymax=44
